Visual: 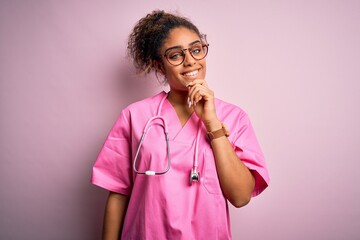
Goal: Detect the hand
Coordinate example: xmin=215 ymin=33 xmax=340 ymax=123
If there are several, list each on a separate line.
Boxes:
xmin=187 ymin=80 xmax=220 ymax=130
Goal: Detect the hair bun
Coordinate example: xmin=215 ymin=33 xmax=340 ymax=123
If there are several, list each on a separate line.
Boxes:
xmin=151 ymin=10 xmax=164 ymax=23
xmin=127 ymin=10 xmax=202 ymax=76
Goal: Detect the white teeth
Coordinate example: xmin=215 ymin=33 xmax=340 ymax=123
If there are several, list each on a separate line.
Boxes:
xmin=183 ymin=70 xmax=198 ymax=76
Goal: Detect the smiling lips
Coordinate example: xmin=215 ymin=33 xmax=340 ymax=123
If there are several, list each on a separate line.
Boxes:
xmin=182 ymin=69 xmax=199 ymax=77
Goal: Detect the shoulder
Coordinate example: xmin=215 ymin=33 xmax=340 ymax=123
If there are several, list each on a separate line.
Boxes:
xmin=127 ymin=91 xmax=165 ymax=109
xmin=106 ymin=92 xmax=166 ymax=135
xmin=122 ymin=91 xmax=166 ymax=115
xmin=214 ymin=97 xmax=248 ymax=120
xmin=120 ymin=91 xmax=166 ymax=122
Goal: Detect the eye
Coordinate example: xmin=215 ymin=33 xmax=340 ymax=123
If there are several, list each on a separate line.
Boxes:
xmin=168 ymin=51 xmax=183 ymax=60
xmin=191 ymin=45 xmax=203 ymax=55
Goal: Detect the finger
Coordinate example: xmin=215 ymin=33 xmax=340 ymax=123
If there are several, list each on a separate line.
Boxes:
xmin=191 ymin=88 xmax=210 ymax=107
xmin=188 ymin=85 xmax=203 ymax=104
xmin=189 ymin=84 xmax=211 ymax=99
xmin=187 ymin=81 xmax=213 ymax=108
xmin=188 ymin=82 xmax=207 ymax=98
xmin=186 ymin=79 xmax=206 ymax=88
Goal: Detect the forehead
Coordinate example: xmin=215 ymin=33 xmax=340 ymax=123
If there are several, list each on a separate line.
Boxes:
xmin=162 ymin=27 xmax=201 ymax=49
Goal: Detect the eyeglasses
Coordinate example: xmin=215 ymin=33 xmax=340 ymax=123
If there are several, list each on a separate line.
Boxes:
xmin=163 ymin=43 xmax=209 ymax=66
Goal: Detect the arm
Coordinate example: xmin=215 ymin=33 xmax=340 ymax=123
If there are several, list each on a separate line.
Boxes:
xmin=206 ymin=120 xmax=255 ymax=208
xmin=102 ymin=192 xmax=130 ymax=240
xmin=188 ymin=80 xmax=255 ymax=208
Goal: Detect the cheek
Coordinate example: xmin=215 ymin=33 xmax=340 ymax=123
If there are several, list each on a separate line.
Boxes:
xmin=164 ymin=71 xmax=177 ymax=81
xmin=162 ymin=63 xmax=178 ymax=76
xmin=164 ymin=70 xmax=181 ymax=85
xmin=201 ymin=64 xmax=207 ymax=77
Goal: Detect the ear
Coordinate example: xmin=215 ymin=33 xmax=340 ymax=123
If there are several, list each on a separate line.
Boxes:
xmin=153 ymin=60 xmax=165 ymax=75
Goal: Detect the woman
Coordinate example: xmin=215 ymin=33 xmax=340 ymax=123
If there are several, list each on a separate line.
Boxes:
xmin=92 ymin=10 xmax=269 ymax=240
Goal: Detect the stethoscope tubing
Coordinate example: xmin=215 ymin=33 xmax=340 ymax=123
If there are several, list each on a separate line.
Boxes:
xmin=133 ymin=92 xmax=201 ymax=183
xmin=133 ymin=115 xmax=171 ymax=175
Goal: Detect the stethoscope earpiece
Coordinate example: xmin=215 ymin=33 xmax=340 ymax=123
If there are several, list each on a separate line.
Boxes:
xmin=190 ymin=167 xmax=200 ymax=185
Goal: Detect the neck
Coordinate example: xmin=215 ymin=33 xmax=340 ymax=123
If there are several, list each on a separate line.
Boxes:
xmin=167 ymin=90 xmax=194 ymax=126
xmin=167 ymin=90 xmax=188 ymax=107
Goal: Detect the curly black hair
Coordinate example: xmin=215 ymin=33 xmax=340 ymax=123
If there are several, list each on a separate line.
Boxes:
xmin=127 ymin=10 xmax=202 ymax=74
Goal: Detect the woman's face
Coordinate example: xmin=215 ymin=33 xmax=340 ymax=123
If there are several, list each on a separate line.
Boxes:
xmin=158 ymin=27 xmax=207 ymax=92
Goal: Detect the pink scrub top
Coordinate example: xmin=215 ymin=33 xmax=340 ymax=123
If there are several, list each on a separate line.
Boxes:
xmin=92 ymin=91 xmax=269 ymax=239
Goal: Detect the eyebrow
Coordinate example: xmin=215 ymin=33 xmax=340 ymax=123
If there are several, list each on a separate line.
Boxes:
xmin=164 ymin=40 xmax=202 ymax=53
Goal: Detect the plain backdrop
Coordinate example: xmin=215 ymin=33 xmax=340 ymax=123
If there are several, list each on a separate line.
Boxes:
xmin=1 ymin=1 xmax=359 ymax=239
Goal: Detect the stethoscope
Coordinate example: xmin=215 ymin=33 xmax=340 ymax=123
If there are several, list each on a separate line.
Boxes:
xmin=133 ymin=93 xmax=201 ymax=185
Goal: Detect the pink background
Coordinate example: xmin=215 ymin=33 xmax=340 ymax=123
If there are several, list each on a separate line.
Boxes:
xmin=1 ymin=1 xmax=359 ymax=239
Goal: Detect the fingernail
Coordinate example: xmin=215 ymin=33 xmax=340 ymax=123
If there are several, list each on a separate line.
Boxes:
xmin=187 ymin=97 xmax=192 ymax=108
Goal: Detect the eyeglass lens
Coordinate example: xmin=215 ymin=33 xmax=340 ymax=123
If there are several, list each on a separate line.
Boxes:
xmin=165 ymin=44 xmax=208 ymax=66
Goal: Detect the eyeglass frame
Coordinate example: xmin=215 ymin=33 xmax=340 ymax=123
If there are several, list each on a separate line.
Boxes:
xmin=162 ymin=43 xmax=209 ymax=66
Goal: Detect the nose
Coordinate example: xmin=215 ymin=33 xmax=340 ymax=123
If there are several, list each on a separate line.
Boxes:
xmin=183 ymin=49 xmax=196 ymax=66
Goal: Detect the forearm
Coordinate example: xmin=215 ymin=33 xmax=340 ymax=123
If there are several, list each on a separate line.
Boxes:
xmin=188 ymin=82 xmax=255 ymax=207
xmin=206 ymin=120 xmax=255 ymax=208
xmin=102 ymin=192 xmax=130 ymax=240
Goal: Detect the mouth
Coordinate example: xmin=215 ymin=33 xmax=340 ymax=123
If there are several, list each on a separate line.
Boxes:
xmin=181 ymin=68 xmax=200 ymax=77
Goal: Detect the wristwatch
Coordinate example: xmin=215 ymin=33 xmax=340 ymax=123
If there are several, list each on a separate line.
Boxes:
xmin=207 ymin=123 xmax=229 ymax=141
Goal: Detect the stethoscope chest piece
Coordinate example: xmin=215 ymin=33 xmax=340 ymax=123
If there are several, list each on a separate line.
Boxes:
xmin=190 ymin=167 xmax=200 ymax=185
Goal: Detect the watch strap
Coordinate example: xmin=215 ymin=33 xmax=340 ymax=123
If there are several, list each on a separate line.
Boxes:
xmin=207 ymin=123 xmax=229 ymax=141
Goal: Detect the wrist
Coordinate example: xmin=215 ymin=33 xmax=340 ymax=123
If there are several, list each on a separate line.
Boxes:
xmin=204 ymin=119 xmax=222 ymax=132
xmin=207 ymin=122 xmax=230 ymax=141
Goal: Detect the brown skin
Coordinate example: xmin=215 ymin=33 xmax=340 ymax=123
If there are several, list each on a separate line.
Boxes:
xmin=102 ymin=192 xmax=129 ymax=240
xmin=102 ymin=27 xmax=255 ymax=239
xmin=159 ymin=27 xmax=255 ymax=207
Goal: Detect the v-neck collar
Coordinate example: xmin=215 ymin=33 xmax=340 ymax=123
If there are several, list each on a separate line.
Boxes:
xmin=159 ymin=92 xmax=199 ymax=141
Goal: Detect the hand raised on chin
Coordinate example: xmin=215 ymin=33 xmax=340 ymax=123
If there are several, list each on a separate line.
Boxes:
xmin=187 ymin=79 xmax=221 ymax=130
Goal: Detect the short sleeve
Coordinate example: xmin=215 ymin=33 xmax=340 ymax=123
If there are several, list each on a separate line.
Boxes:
xmin=232 ymin=113 xmax=270 ymax=197
xmin=91 ymin=110 xmax=132 ymax=195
